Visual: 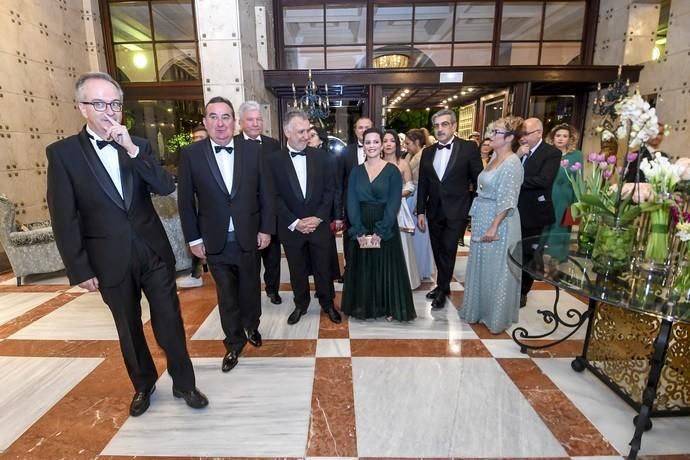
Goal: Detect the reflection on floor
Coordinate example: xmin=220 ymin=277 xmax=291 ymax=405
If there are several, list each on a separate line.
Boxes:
xmin=0 ymin=242 xmax=688 ymax=460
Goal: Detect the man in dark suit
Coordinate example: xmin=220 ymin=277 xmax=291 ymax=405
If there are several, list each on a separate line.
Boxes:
xmin=516 ymin=117 xmax=561 ymax=307
xmin=337 ymin=117 xmax=373 ymax=269
xmin=234 ymin=101 xmax=282 ymax=305
xmin=46 ymin=72 xmax=207 ymax=416
xmin=268 ymin=111 xmax=341 ymax=325
xmin=417 ymin=109 xmax=483 ymax=309
xmin=177 ymin=96 xmax=275 ymax=372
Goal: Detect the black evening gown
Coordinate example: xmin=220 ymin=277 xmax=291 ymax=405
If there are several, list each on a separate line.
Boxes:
xmin=341 ymin=163 xmax=416 ymax=321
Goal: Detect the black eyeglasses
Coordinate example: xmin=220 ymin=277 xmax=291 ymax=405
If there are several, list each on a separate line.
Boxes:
xmin=523 ymin=129 xmax=541 ymax=135
xmin=489 ymin=129 xmax=508 ymax=136
xmin=80 ymin=100 xmax=123 ymax=112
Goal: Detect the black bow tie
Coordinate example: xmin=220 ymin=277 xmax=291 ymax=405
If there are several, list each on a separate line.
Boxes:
xmin=438 ymin=143 xmax=452 ymax=150
xmin=96 ymin=139 xmax=119 ymax=150
xmin=214 ymin=145 xmax=233 ymax=154
xmin=290 ymin=150 xmax=306 ymax=158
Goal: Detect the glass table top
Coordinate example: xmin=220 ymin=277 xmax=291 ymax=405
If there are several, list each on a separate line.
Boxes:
xmin=508 ymin=235 xmax=690 ymax=325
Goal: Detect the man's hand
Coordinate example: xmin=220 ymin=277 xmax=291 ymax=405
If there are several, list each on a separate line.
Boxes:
xmin=417 ymin=214 xmax=426 ymax=232
xmin=78 ymin=277 xmax=99 ymax=291
xmin=296 ymin=217 xmax=321 ymax=234
xmin=257 ymin=232 xmax=271 ymax=250
xmin=104 ymin=113 xmax=138 ymax=157
xmin=517 ymin=142 xmax=530 ymax=158
xmin=190 ymin=242 xmax=206 ymax=258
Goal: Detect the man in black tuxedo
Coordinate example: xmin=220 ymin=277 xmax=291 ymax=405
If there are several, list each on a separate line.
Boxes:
xmin=337 ymin=117 xmax=373 ymax=268
xmin=177 ymin=96 xmax=275 ymax=372
xmin=268 ymin=111 xmax=341 ymax=325
xmin=46 ymin=72 xmax=207 ymax=416
xmin=234 ymin=101 xmax=282 ymax=305
xmin=516 ymin=117 xmax=561 ymax=307
xmin=416 ymin=109 xmax=483 ymax=309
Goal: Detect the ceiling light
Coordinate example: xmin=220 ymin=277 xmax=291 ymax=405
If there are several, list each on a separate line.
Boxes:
xmin=460 ymin=91 xmax=466 ymax=95
xmin=132 ymin=53 xmax=148 ymax=69
xmin=387 ymin=108 xmax=392 ymax=112
xmin=453 ymin=95 xmax=458 ymax=99
xmin=405 ymin=108 xmax=410 ymax=112
xmin=403 ymin=89 xmax=410 ymax=94
xmin=425 ymin=107 xmax=430 ymax=111
xmin=467 ymin=88 xmax=474 ymax=92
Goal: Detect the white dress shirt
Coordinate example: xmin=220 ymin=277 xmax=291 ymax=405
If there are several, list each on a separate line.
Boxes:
xmin=243 ymin=132 xmax=261 ymax=143
xmin=213 ymin=139 xmax=236 ymax=232
xmin=357 ymin=143 xmax=365 ymax=165
xmin=86 ymin=126 xmax=124 ymax=199
xmin=287 ymin=145 xmax=308 ymax=231
xmin=433 ymin=139 xmax=454 ymax=179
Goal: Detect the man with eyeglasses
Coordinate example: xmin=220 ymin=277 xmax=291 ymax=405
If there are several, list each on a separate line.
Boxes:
xmin=516 ymin=117 xmax=561 ymax=307
xmin=46 ymin=72 xmax=208 ymax=416
xmin=177 ymin=96 xmax=275 ymax=373
xmin=417 ymin=109 xmax=483 ymax=309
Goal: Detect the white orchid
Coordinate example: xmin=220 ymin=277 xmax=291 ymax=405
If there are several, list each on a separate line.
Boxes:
xmin=614 ymin=93 xmax=659 ymax=149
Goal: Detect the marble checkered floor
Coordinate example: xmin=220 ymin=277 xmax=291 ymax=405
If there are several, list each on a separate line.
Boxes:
xmin=0 ymin=243 xmax=689 ymax=459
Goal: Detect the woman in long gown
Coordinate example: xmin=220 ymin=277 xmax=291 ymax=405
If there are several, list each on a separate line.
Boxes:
xmin=461 ymin=116 xmax=524 ymax=334
xmin=382 ymin=129 xmax=421 ymax=289
xmin=540 ymin=123 xmax=583 ymax=261
xmin=404 ymin=129 xmax=435 ymax=280
xmin=341 ymin=128 xmax=416 ymax=322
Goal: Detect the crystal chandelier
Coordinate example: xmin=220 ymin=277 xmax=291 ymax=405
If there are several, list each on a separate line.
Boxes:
xmin=592 ymin=65 xmax=630 ymax=118
xmin=373 ymin=53 xmax=410 ymax=68
xmin=289 ymin=69 xmax=330 ymax=121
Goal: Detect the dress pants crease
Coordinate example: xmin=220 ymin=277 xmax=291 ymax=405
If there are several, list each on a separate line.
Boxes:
xmin=428 ymin=215 xmax=464 ymax=292
xmin=99 ymin=235 xmax=195 ymax=392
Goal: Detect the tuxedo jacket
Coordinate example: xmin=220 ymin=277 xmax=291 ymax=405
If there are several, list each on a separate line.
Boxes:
xmin=177 ymin=138 xmax=275 ymax=254
xmin=268 ymin=147 xmax=335 ymax=246
xmin=233 ymin=134 xmax=281 ymax=157
xmin=46 ymin=127 xmax=175 ymax=287
xmin=517 ymin=140 xmax=561 ymax=228
xmin=416 ymin=137 xmax=483 ymax=223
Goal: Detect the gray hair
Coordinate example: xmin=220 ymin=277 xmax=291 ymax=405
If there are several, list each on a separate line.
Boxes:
xmin=431 ymin=108 xmax=457 ymax=125
xmin=283 ymin=110 xmax=309 ymax=129
xmin=238 ymin=101 xmax=262 ymax=120
xmin=75 ymin=72 xmax=123 ymax=101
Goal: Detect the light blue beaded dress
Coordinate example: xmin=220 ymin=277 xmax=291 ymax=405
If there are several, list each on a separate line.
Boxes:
xmin=460 ymin=154 xmax=523 ymax=333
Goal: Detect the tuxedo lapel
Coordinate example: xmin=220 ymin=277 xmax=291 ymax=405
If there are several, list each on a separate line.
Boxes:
xmin=305 ymin=150 xmax=315 ymax=202
xmin=230 ymin=144 xmax=242 ymax=200
xmin=441 ymin=138 xmax=460 ymax=182
xmin=202 ymin=140 xmax=229 ymax=195
xmin=284 ymin=151 xmax=305 ymax=201
xmin=117 ymin=148 xmax=134 ymax=210
xmin=76 ymin=129 xmax=126 ymax=211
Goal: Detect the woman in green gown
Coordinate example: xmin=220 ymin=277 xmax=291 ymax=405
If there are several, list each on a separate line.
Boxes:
xmin=341 ymin=128 xmax=416 ymax=322
xmin=541 ymin=123 xmax=583 ymax=261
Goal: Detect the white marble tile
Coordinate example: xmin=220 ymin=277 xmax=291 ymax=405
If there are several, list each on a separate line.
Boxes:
xmin=102 ymin=357 xmax=315 ymax=457
xmin=348 ymin=291 xmax=477 ymax=340
xmin=482 ymin=339 xmax=530 ymax=358
xmin=0 ymin=292 xmax=58 ymax=326
xmin=0 ymin=271 xmax=69 ymax=286
xmin=315 ymin=339 xmax=351 ymax=358
xmin=192 ymin=294 xmax=320 ymax=340
xmin=259 ymin=257 xmax=292 ymax=284
xmin=9 ymin=292 xmax=150 ymax=340
xmin=507 ymin=289 xmax=589 ymax=341
xmin=352 ymin=357 xmax=567 ymax=457
xmin=0 ymin=356 xmax=103 ymax=452
xmin=453 ymin=256 xmax=468 ymax=284
xmin=536 ymin=358 xmax=690 ymax=456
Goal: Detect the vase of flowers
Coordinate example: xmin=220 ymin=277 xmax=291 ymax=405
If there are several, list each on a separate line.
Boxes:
xmin=591 ymin=214 xmax=637 ymax=277
xmin=577 ymin=212 xmax=600 ymax=257
xmin=669 ymin=222 xmax=690 ymax=319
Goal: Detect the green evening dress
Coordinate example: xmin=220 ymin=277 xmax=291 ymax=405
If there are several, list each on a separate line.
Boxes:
xmin=542 ymin=149 xmax=583 ymax=261
xmin=341 ymin=163 xmax=416 ymax=321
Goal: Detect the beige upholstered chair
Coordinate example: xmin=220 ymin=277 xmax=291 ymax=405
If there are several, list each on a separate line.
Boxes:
xmin=151 ymin=190 xmax=193 ymax=272
xmin=0 ymin=196 xmax=65 ymax=285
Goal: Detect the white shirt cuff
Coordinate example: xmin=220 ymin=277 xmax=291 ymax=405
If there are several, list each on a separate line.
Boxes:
xmin=289 ymin=219 xmax=300 ymax=231
xmin=189 ymin=238 xmax=203 ymax=247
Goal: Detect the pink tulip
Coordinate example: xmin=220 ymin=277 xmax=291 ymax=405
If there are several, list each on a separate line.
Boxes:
xmin=627 ymin=152 xmax=638 ymax=162
xmin=596 ymin=153 xmax=606 ymax=162
xmin=587 ymin=152 xmax=599 ymax=162
xmin=560 ymin=159 xmax=570 ymax=167
xmin=570 ymin=162 xmax=583 ymax=171
xmin=607 ymin=155 xmax=617 ymax=164
xmin=599 ymin=161 xmax=609 ymax=169
xmin=603 ymin=169 xmax=613 ymax=179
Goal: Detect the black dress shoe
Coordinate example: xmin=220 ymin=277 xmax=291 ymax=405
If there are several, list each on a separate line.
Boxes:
xmin=173 ymin=387 xmax=209 ymax=409
xmin=426 ymin=286 xmax=440 ymax=299
xmin=267 ymin=291 xmax=282 ymax=304
xmin=323 ymin=307 xmax=342 ymax=324
xmin=520 ymin=294 xmax=527 ymax=308
xmin=129 ymin=385 xmax=155 ymax=417
xmin=287 ymin=307 xmax=307 ymax=325
xmin=222 ymin=350 xmax=239 ymax=372
xmin=246 ymin=329 xmax=262 ymax=347
xmin=431 ymin=292 xmax=447 ymax=310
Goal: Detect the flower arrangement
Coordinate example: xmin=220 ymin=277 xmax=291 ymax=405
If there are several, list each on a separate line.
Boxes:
xmin=614 ymin=93 xmax=659 ymax=150
xmin=561 ymin=153 xmax=618 ymax=219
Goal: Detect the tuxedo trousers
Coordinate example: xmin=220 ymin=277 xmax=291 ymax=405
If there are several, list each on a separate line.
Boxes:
xmin=520 ymin=225 xmax=545 ymax=295
xmin=260 ymin=234 xmax=281 ymax=293
xmin=282 ymin=229 xmax=335 ymax=311
xmin=99 ymin=234 xmax=195 ymax=393
xmin=207 ymin=233 xmax=261 ymax=354
xmin=428 ymin=215 xmax=466 ymax=292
